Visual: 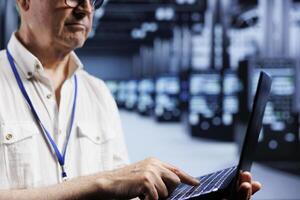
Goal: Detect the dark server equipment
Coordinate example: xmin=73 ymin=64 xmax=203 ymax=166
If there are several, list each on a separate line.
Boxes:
xmin=188 ymin=70 xmax=239 ymax=141
xmin=238 ymin=58 xmax=299 ymax=161
xmin=116 ymin=80 xmax=128 ymax=109
xmin=188 ymin=71 xmax=222 ymax=138
xmin=137 ymin=78 xmax=155 ymax=116
xmin=154 ymin=75 xmax=181 ymax=122
xmin=223 ymin=69 xmax=241 ymax=127
xmin=179 ymin=70 xmax=190 ymax=112
xmin=124 ymin=80 xmax=139 ymax=111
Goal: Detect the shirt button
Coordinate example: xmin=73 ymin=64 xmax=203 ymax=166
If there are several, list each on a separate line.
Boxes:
xmin=5 ymin=133 xmax=13 ymax=141
xmin=96 ymin=136 xmax=100 ymax=141
xmin=27 ymin=72 xmax=33 ymax=77
xmin=47 ymin=94 xmax=52 ymax=99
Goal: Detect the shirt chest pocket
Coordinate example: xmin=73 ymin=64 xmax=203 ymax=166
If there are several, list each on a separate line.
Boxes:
xmin=1 ymin=122 xmax=42 ymax=188
xmin=77 ymin=121 xmax=116 ymax=173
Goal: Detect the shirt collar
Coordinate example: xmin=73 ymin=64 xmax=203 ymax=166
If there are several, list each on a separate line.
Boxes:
xmin=68 ymin=51 xmax=84 ymax=78
xmin=7 ymin=33 xmax=84 ymax=80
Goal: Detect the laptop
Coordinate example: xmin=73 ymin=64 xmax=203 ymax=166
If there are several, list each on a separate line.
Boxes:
xmin=167 ymin=71 xmax=272 ymax=200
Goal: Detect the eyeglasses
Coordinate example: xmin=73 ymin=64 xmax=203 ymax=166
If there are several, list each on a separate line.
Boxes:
xmin=65 ymin=0 xmax=104 ymax=10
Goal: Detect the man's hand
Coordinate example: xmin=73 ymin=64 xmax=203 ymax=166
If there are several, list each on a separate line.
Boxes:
xmin=96 ymin=158 xmax=262 ymax=200
xmin=97 ymin=157 xmax=199 ymax=200
xmin=237 ymin=171 xmax=262 ymax=200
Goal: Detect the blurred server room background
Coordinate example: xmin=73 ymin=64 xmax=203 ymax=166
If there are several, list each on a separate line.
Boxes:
xmin=1 ymin=0 xmax=300 ymax=199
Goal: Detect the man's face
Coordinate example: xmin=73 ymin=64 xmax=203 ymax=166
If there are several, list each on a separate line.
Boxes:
xmin=24 ymin=0 xmax=94 ymax=50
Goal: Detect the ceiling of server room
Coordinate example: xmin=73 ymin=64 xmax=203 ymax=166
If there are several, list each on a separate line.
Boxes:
xmin=80 ymin=0 xmax=260 ymax=53
xmin=83 ymin=0 xmax=208 ymax=53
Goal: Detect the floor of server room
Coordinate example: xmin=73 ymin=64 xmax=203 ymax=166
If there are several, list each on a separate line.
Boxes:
xmin=120 ymin=111 xmax=300 ymax=200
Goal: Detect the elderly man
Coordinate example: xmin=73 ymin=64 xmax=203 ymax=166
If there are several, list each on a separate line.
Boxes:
xmin=0 ymin=0 xmax=261 ymax=199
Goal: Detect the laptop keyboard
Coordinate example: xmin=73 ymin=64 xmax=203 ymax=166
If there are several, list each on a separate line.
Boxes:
xmin=167 ymin=166 xmax=237 ymax=200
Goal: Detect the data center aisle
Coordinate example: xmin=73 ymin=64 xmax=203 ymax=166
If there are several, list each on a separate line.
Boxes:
xmin=120 ymin=111 xmax=300 ymax=200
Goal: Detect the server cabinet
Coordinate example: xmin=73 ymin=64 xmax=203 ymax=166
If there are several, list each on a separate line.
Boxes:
xmin=238 ymin=58 xmax=299 ymax=161
xmin=188 ymin=69 xmax=240 ymax=141
xmin=154 ymin=75 xmax=181 ymax=122
xmin=137 ymin=78 xmax=155 ymax=116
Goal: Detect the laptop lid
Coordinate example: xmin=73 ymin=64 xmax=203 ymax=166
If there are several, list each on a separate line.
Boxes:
xmin=232 ymin=71 xmax=272 ymax=193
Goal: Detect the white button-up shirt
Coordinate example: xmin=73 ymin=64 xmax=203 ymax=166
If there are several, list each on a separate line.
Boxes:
xmin=0 ymin=34 xmax=129 ymax=189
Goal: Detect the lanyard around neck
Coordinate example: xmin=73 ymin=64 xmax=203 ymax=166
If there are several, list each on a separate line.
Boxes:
xmin=6 ymin=49 xmax=78 ymax=181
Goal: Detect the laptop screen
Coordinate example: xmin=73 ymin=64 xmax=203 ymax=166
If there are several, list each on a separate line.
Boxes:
xmin=236 ymin=71 xmax=272 ymax=174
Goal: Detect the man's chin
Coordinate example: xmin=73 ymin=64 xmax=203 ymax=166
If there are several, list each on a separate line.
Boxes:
xmin=59 ymin=31 xmax=86 ymax=47
xmin=62 ymin=38 xmax=86 ymax=51
xmin=72 ymin=40 xmax=85 ymax=49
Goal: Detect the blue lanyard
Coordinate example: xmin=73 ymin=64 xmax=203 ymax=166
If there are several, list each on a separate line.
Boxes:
xmin=6 ymin=49 xmax=78 ymax=181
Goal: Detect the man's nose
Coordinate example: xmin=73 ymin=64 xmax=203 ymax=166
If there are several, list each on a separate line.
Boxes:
xmin=76 ymin=0 xmax=94 ymax=14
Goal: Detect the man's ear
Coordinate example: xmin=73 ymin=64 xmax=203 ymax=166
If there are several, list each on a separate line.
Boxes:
xmin=16 ymin=0 xmax=30 ymax=11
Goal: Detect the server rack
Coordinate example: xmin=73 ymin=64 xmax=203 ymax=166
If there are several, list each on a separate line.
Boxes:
xmin=124 ymin=79 xmax=139 ymax=111
xmin=137 ymin=78 xmax=155 ymax=116
xmin=154 ymin=74 xmax=181 ymax=122
xmin=188 ymin=69 xmax=240 ymax=141
xmin=238 ymin=58 xmax=300 ymax=161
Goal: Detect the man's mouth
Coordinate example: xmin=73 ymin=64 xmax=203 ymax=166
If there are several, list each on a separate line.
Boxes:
xmin=65 ymin=22 xmax=87 ymax=30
